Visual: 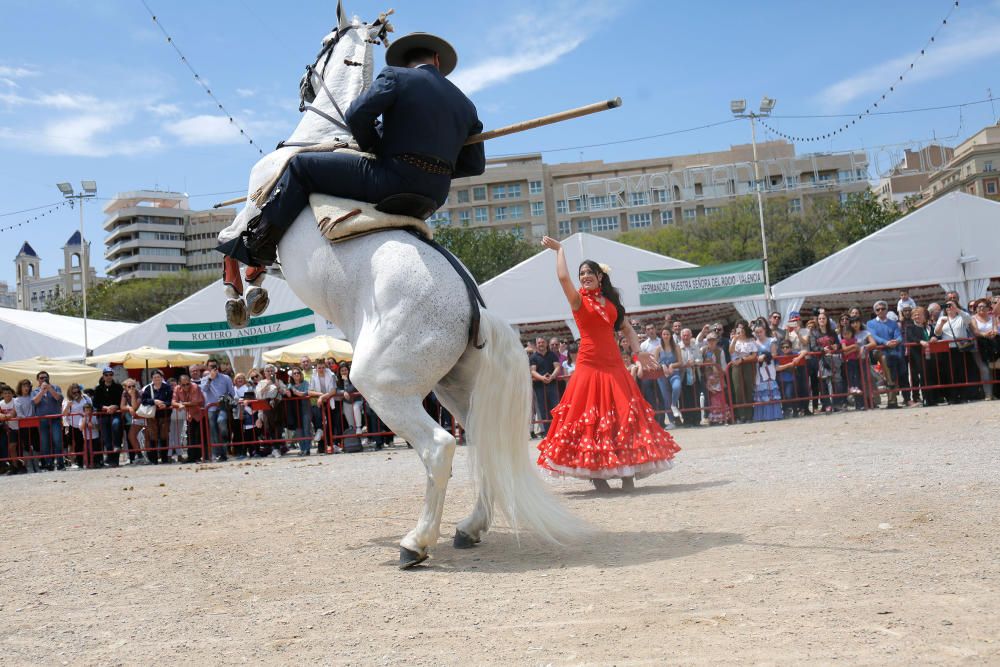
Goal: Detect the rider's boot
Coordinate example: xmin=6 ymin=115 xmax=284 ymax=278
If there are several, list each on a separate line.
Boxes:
xmin=244 ymin=266 xmax=270 ymax=317
xmin=222 ymin=257 xmax=249 ymax=329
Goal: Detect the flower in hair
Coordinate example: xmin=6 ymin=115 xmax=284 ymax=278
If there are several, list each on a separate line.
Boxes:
xmin=598 ymin=263 xmax=611 ymax=274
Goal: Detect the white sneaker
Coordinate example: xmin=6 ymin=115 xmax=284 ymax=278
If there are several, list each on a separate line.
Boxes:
xmin=671 ymin=405 xmax=682 ymax=419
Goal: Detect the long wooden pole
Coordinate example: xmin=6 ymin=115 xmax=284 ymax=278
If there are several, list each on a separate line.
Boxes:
xmin=213 ymin=97 xmax=622 ymax=208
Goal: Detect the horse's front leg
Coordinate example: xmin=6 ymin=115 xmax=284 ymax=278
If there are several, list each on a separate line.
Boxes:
xmin=244 ymin=265 xmax=270 ymax=317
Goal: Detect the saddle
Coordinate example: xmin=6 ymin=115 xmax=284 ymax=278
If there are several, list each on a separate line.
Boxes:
xmin=310 ymin=192 xmax=486 ymax=349
xmin=311 ymin=193 xmax=436 ymax=244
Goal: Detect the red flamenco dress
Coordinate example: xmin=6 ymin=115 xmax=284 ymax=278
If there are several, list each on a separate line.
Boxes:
xmin=537 ymin=288 xmax=680 ymax=480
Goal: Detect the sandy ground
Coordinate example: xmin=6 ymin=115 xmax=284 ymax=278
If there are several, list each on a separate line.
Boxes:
xmin=1 ymin=401 xmax=998 ymax=666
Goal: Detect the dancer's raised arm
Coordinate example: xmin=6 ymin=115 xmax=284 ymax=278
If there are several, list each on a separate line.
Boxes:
xmin=541 ymin=236 xmax=582 ymax=311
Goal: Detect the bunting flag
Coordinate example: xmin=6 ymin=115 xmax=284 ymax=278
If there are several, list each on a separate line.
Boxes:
xmin=0 ymin=201 xmax=70 ymax=234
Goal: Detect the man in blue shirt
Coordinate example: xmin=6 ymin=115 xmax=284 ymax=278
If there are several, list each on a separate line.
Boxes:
xmin=200 ymin=359 xmax=236 ymax=461
xmin=867 ymin=300 xmax=905 ymax=409
xmin=30 ymin=370 xmax=64 ymax=470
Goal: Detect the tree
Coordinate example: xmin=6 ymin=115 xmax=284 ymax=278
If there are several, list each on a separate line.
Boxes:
xmin=46 ymin=271 xmax=217 ymax=322
xmin=835 ymin=188 xmax=903 ymax=245
xmin=433 ymin=224 xmax=538 ymax=283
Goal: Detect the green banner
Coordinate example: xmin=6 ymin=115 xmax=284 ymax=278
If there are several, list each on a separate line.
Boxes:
xmin=638 ymin=259 xmax=765 ymax=306
xmin=166 ymin=308 xmax=316 ymax=351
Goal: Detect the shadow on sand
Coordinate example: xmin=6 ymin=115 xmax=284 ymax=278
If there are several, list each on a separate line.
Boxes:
xmin=371 ymin=527 xmax=744 ymax=573
xmin=561 ymin=479 xmax=733 ymax=498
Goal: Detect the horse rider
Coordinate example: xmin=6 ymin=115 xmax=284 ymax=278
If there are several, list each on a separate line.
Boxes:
xmin=217 ymin=32 xmax=486 ymax=285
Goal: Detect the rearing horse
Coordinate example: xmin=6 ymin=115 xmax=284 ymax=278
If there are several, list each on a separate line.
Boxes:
xmin=219 ymin=5 xmax=584 ymax=567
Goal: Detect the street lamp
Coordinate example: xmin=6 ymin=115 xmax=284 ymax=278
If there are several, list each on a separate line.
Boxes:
xmin=56 ymin=180 xmax=97 ymax=358
xmin=731 ymin=96 xmax=777 ymax=308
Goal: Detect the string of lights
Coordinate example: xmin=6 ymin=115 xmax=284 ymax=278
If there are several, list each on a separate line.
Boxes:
xmin=0 ymin=201 xmax=69 ymax=234
xmin=140 ymin=0 xmax=266 ymax=156
xmin=759 ymin=0 xmax=960 ymax=143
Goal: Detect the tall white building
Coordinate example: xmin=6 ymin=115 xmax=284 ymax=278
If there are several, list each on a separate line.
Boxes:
xmin=13 ymin=233 xmax=100 ymax=311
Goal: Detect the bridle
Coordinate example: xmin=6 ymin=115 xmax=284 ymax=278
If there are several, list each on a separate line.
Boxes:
xmin=281 ymin=13 xmax=393 ymax=150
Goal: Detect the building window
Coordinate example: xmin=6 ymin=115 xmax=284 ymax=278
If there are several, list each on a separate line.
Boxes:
xmin=511 ymin=226 xmax=524 ymax=239
xmin=838 ymin=170 xmax=855 ymax=182
xmin=494 ymin=206 xmax=508 ymax=221
xmin=456 ymin=190 xmax=470 ymax=203
xmin=788 ymin=198 xmax=802 ymax=213
xmin=589 ymin=195 xmax=609 ymax=211
xmin=492 ymin=185 xmax=507 ymax=200
xmin=556 ymin=200 xmax=568 ymax=214
xmin=473 ymin=186 xmax=487 ymax=201
xmin=568 ymin=197 xmax=586 ymax=212
xmin=508 ymin=205 xmax=524 ymax=220
xmin=652 ymin=188 xmax=669 ymax=203
xmin=704 ymin=206 xmax=721 ymax=216
xmin=818 ymin=173 xmax=833 ymax=182
xmin=985 ymin=179 xmax=998 ymax=195
xmin=839 ymin=192 xmax=850 ymax=204
xmin=428 ymin=210 xmax=451 ymax=226
xmin=985 ymin=161 xmax=995 ymax=173
xmin=629 ymin=191 xmax=649 ymax=207
xmin=531 ymin=201 xmax=545 ymax=217
xmin=508 ymin=183 xmax=522 ymax=198
xmin=786 ymin=175 xmax=800 ymax=187
xmin=558 ymin=220 xmax=571 ymax=237
xmin=529 ymin=180 xmax=543 ymax=195
xmin=682 ymin=209 xmax=696 ymax=221
xmin=590 ymin=215 xmax=619 ymax=232
xmin=628 ymin=212 xmax=652 ymax=229
xmin=459 ymin=210 xmax=470 ymax=224
xmin=660 ymin=210 xmax=674 ymax=224
xmin=474 ymin=207 xmax=488 ymax=223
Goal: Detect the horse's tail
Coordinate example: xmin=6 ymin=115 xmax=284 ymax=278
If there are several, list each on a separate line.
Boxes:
xmin=465 ymin=309 xmax=588 ymax=544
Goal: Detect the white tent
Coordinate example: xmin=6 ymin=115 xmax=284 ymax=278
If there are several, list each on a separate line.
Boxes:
xmin=480 ymin=233 xmax=696 ymax=332
xmin=771 ymin=192 xmax=1000 ymax=314
xmin=0 ymin=308 xmax=135 ymax=362
xmin=92 ymin=277 xmax=344 ymax=366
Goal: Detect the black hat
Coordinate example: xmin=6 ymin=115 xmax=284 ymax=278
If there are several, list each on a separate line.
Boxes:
xmin=385 ymin=32 xmax=458 ymax=76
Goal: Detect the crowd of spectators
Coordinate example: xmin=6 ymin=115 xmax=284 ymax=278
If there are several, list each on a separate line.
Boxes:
xmin=525 ymin=289 xmax=1000 ymax=432
xmin=0 ymin=356 xmax=451 ymax=475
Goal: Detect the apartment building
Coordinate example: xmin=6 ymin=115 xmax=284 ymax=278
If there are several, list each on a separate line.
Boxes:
xmin=439 ymin=140 xmax=871 ymax=240
xmin=920 ymin=123 xmax=1000 ymax=205
xmin=102 ymin=190 xmax=236 ymax=281
xmin=875 ymin=144 xmax=954 ymax=208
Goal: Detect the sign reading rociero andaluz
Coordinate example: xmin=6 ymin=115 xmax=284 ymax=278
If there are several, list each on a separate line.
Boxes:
xmin=638 ymin=259 xmax=765 ymax=306
xmin=166 ymin=308 xmax=316 ymax=350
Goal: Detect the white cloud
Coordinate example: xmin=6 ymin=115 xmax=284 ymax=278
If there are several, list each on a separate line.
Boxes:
xmin=236 ymin=88 xmax=256 ymax=98
xmin=147 ymin=103 xmax=181 ymax=117
xmin=165 ymin=114 xmax=246 ymax=145
xmin=0 ymin=65 xmax=39 ymax=80
xmin=451 ymin=0 xmax=616 ymax=95
xmin=817 ymin=16 xmax=1000 ymax=108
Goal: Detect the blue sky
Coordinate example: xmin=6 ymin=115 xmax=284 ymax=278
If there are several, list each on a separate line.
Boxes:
xmin=2 ymin=0 xmax=999 ymax=288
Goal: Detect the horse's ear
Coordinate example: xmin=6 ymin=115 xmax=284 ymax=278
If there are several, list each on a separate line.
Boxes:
xmin=336 ymin=0 xmax=350 ymax=31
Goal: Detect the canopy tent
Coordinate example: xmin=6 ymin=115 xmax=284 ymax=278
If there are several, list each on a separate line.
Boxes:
xmin=480 ymin=233 xmax=697 ymax=333
xmin=87 ymin=346 xmax=210 ymax=370
xmin=769 ymin=192 xmax=1000 ymax=317
xmin=0 ymin=308 xmax=135 ymax=362
xmin=262 ymin=335 xmax=354 ymax=364
xmin=92 ymin=277 xmax=345 ymax=367
xmin=0 ymin=356 xmax=103 ymax=389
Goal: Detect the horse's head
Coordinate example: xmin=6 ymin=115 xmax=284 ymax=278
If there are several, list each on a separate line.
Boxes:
xmin=297 ymin=3 xmax=394 ymax=115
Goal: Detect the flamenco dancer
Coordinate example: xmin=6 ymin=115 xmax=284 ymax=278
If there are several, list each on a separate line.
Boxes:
xmin=536 ymin=236 xmax=680 ymax=492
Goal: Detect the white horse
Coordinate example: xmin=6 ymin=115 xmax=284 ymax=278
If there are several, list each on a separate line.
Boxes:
xmin=221 ymin=6 xmax=584 ymax=567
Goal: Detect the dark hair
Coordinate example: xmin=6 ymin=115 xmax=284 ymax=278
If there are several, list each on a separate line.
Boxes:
xmin=579 ymin=259 xmax=625 ymax=330
xmin=16 ymin=379 xmax=32 ymax=396
xmin=404 ymin=47 xmax=437 ymax=66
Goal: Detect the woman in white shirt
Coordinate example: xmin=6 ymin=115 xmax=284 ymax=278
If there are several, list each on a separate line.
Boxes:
xmin=62 ymin=383 xmax=93 ymax=468
xmin=729 ymin=321 xmax=758 ymax=423
xmin=934 ymin=300 xmax=975 ymax=403
xmin=969 ymin=298 xmax=998 ymax=399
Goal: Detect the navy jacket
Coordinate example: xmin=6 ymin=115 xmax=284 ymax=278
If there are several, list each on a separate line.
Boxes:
xmin=346 ymin=65 xmax=486 ymax=178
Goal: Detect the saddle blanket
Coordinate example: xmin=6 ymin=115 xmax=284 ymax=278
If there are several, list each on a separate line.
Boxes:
xmin=310 ymin=193 xmax=434 ymax=243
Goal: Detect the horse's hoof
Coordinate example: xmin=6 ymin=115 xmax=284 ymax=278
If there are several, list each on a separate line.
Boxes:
xmin=453 ymin=529 xmax=481 ymax=549
xmin=399 ymin=546 xmax=429 ymax=569
xmin=226 ymin=299 xmax=248 ymax=329
xmin=246 ymin=287 xmax=270 ymax=316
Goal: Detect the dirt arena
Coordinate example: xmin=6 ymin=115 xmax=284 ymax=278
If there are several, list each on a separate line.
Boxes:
xmin=2 ymin=401 xmax=998 ymax=665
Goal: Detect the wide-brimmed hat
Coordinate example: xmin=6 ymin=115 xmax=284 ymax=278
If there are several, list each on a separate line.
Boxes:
xmin=385 ymin=32 xmax=458 ymax=76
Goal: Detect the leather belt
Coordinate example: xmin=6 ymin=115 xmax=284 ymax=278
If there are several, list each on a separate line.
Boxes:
xmin=397 ymin=153 xmax=453 ymax=176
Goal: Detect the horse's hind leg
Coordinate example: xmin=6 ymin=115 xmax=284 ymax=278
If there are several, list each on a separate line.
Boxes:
xmin=357 ymin=389 xmax=457 ymax=568
xmin=244 ymin=265 xmax=270 ymax=316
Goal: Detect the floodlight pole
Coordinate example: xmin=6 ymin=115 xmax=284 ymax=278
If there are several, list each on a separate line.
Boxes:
xmin=732 ymin=101 xmax=775 ymax=310
xmin=57 ymin=182 xmax=97 ymax=358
